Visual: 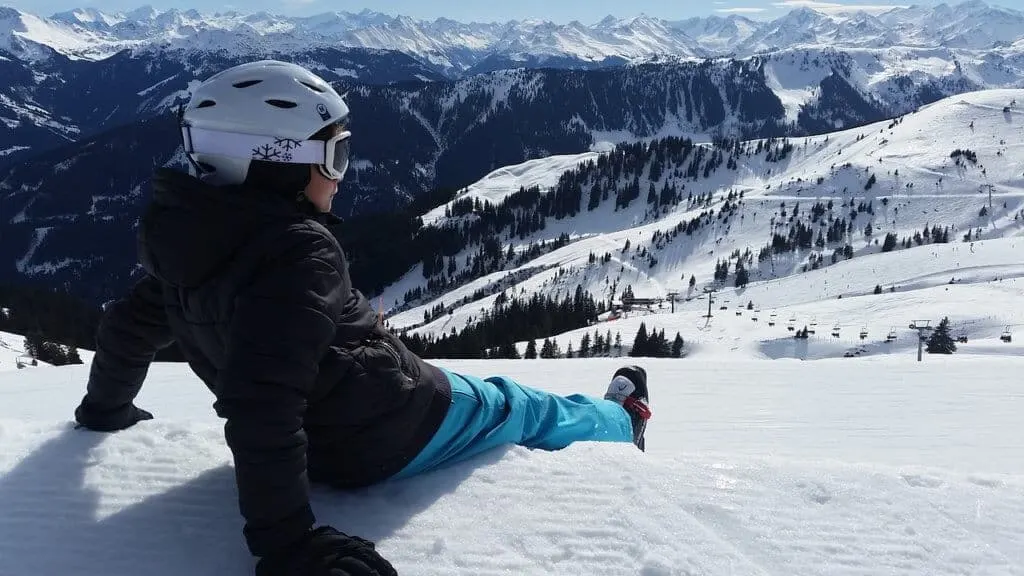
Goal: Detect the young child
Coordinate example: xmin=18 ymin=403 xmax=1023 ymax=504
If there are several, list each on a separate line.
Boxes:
xmin=73 ymin=60 xmax=652 ymax=576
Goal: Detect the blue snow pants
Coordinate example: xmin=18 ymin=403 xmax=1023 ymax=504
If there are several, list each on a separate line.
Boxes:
xmin=391 ymin=368 xmax=634 ymax=480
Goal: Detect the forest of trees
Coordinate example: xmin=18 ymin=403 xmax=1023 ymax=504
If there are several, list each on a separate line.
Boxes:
xmin=393 ymin=136 xmax=799 ymax=311
xmin=629 ymin=323 xmax=685 ymax=358
xmin=400 ymin=286 xmax=604 ymax=359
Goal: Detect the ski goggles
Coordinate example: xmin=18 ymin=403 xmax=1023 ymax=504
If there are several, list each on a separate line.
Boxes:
xmin=181 ymin=124 xmax=352 ymax=181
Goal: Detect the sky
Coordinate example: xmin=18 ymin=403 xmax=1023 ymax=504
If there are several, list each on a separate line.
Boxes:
xmin=7 ymin=0 xmax=1024 ymax=23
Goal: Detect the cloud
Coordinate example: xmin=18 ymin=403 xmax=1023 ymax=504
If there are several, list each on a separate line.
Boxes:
xmin=715 ymin=7 xmax=769 ymax=13
xmin=772 ymin=0 xmax=909 ymax=14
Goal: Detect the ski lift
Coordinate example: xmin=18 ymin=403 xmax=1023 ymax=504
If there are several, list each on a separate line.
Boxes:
xmin=786 ymin=321 xmax=795 ymax=331
xmin=768 ymin=312 xmax=777 ymax=326
xmin=859 ymin=326 xmax=868 ymax=340
xmin=1001 ymin=326 xmax=1012 ymax=343
xmin=885 ymin=328 xmax=897 ymax=342
xmin=808 ymin=318 xmax=817 ymax=335
xmin=831 ymin=324 xmax=841 ymax=338
xmin=736 ymin=310 xmax=743 ymax=316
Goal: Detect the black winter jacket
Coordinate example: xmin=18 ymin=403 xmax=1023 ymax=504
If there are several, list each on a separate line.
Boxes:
xmin=78 ymin=168 xmax=451 ymax=558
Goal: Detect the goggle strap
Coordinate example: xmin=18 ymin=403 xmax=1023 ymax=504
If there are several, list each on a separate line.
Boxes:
xmin=182 ymin=125 xmax=327 ymax=165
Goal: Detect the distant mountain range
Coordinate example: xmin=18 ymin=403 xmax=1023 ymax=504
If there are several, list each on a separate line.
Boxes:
xmin=2 ymin=1 xmax=1024 ymax=74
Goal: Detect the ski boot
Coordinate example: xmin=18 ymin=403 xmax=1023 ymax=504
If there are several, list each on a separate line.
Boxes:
xmin=604 ymin=365 xmax=651 ymax=451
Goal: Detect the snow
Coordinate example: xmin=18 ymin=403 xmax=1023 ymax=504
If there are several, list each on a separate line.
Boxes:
xmin=2 ymin=354 xmax=1023 ymax=574
xmin=421 ymin=151 xmax=600 ymax=225
xmin=0 ymin=145 xmax=30 ymax=157
xmin=382 ymin=89 xmax=1024 ymax=344
xmin=3 ymin=90 xmax=1024 ymax=574
xmin=1 ymin=3 xmax=1022 ymax=71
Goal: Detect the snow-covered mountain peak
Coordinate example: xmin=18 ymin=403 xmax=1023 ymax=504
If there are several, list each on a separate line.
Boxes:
xmin=124 ymin=5 xmax=158 ymax=21
xmin=50 ymin=7 xmax=124 ymax=28
xmin=0 ymin=1 xmax=1016 ymax=70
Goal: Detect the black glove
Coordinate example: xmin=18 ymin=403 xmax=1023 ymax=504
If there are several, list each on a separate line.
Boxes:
xmin=256 ymin=526 xmax=397 ymax=576
xmin=74 ymin=399 xmax=153 ymax=432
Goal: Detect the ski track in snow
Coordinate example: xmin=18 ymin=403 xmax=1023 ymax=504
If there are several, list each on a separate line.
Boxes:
xmin=2 ymin=358 xmax=1024 ymax=575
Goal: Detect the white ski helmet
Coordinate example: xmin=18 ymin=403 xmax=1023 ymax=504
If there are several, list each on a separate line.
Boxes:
xmin=179 ymin=60 xmax=351 ymax=185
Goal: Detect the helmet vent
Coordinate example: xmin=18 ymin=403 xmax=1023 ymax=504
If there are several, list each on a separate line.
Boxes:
xmin=300 ymin=81 xmax=325 ymax=93
xmin=232 ymin=79 xmax=263 ymax=88
xmin=265 ymin=99 xmax=298 ymax=109
xmin=195 ymin=100 xmax=216 ymax=109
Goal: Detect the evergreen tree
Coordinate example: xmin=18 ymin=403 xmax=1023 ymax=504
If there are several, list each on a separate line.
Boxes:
xmin=614 ymin=332 xmax=622 ymax=355
xmin=735 ymin=263 xmax=749 ymax=288
xmin=671 ymin=333 xmax=684 ymax=358
xmin=605 ymin=330 xmax=613 ymax=354
xmin=654 ymin=329 xmax=670 ymax=357
xmin=525 ymin=339 xmax=537 ymax=359
xmin=882 ymin=232 xmax=897 ymax=252
xmin=540 ymin=338 xmax=556 ymax=359
xmin=579 ymin=333 xmax=591 ymax=358
xmin=566 ymin=343 xmax=574 ymax=359
xmin=630 ymin=323 xmax=649 ymax=357
xmin=874 ymin=284 xmax=882 ymax=295
xmin=926 ymin=317 xmax=957 ymax=354
xmin=66 ymin=346 xmax=84 ymax=365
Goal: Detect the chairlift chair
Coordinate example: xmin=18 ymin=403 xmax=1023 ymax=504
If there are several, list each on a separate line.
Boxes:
xmin=885 ymin=328 xmax=897 ymax=342
xmin=1001 ymin=326 xmax=1012 ymax=343
xmin=859 ymin=326 xmax=868 ymax=340
xmin=831 ymin=324 xmax=841 ymax=338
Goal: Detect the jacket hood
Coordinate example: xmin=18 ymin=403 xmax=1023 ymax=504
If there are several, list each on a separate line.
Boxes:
xmin=138 ymin=168 xmax=336 ymax=288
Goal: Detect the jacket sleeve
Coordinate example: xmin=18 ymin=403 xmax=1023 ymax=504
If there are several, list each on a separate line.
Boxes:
xmin=213 ymin=228 xmax=345 ymax=558
xmin=80 ymin=274 xmax=174 ymax=413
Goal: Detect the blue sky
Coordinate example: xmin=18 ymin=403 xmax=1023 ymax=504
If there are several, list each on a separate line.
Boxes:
xmin=10 ymin=0 xmax=1024 ymax=22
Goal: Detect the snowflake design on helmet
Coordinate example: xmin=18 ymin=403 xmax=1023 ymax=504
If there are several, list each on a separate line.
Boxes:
xmin=251 ymin=139 xmax=305 ymax=162
xmin=274 ymin=138 xmax=302 ymax=151
xmin=252 ymin=144 xmax=281 ymax=161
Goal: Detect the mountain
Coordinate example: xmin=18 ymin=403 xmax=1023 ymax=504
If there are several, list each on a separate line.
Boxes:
xmin=368 ymin=89 xmax=1024 ymax=356
xmin=0 ymin=45 xmax=443 ymax=169
xmin=3 ymin=50 xmax=1021 ymax=304
xmin=3 ymin=1 xmax=1024 ymax=73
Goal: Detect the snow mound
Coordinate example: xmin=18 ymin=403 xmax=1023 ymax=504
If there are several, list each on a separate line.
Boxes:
xmin=2 ymin=420 xmax=1022 ymax=575
xmin=2 ymin=357 xmax=1024 ymax=574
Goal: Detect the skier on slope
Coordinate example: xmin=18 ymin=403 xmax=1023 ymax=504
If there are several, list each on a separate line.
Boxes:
xmin=72 ymin=60 xmax=652 ymax=576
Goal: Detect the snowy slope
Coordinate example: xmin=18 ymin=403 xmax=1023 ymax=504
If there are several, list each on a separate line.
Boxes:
xmin=420 ymin=150 xmax=603 ymax=225
xmin=0 ymin=330 xmax=31 ymax=370
xmin=380 ymin=89 xmax=1024 ymax=352
xmin=2 ymin=355 xmax=1024 ymax=575
xmin=0 ymin=330 xmax=95 ymax=371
